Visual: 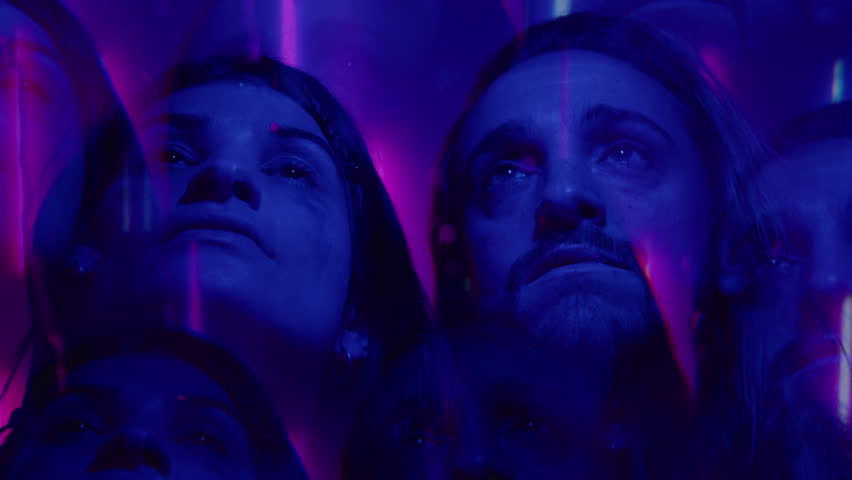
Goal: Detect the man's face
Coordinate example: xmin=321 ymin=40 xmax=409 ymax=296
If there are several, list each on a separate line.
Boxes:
xmin=7 ymin=353 xmax=259 ymax=480
xmin=0 ymin=4 xmax=84 ymax=269
xmin=90 ymin=82 xmax=352 ymax=353
xmin=373 ymin=334 xmax=616 ymax=479
xmin=735 ymin=139 xmax=852 ymax=415
xmin=455 ymin=50 xmax=713 ymax=353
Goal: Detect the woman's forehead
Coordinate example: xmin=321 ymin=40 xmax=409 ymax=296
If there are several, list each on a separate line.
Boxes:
xmin=145 ymin=81 xmax=327 ymax=143
xmin=66 ymin=352 xmax=233 ymax=406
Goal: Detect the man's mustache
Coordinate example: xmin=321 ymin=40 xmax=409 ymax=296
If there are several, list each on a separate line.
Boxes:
xmin=507 ymin=226 xmax=642 ymax=291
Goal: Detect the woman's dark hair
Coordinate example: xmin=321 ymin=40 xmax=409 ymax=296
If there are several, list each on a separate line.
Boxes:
xmin=0 ymin=328 xmax=307 ymax=480
xmin=4 ymin=0 xmax=137 ymax=242
xmin=128 ymin=56 xmax=430 ymax=383
xmin=1 ymin=0 xmax=140 ymax=417
xmin=430 ymin=12 xmax=769 ymax=325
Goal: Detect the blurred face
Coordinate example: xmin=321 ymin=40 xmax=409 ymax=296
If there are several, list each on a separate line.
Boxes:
xmin=455 ymin=51 xmax=712 ymax=354
xmin=0 ymin=5 xmax=84 ymax=269
xmin=7 ymin=353 xmax=257 ymax=480
xmin=731 ymin=139 xmax=852 ymax=414
xmin=90 ymin=82 xmax=352 ymax=352
xmin=373 ymin=335 xmax=616 ymax=479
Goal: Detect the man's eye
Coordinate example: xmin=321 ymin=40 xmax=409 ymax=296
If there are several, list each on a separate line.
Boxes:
xmin=598 ymin=141 xmax=651 ymax=172
xmin=484 ymin=157 xmax=537 ymax=189
xmin=159 ymin=144 xmax=198 ymax=167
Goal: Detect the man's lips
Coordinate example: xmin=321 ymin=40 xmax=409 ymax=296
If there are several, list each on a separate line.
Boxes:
xmin=527 ymin=245 xmax=629 ymax=284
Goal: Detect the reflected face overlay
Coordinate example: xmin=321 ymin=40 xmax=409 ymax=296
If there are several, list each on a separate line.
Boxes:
xmin=6 ymin=353 xmax=257 ymax=480
xmin=372 ymin=334 xmax=616 ymax=479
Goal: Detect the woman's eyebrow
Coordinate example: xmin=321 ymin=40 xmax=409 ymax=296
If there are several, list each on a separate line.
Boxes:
xmin=269 ymin=125 xmax=335 ymax=157
xmin=176 ymin=394 xmax=241 ymax=420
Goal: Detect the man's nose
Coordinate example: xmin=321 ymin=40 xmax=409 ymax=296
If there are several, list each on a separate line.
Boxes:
xmin=534 ymin=164 xmax=606 ymax=239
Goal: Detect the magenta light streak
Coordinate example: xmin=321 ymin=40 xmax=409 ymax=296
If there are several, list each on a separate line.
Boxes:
xmin=281 ymin=0 xmax=299 ymax=67
xmin=838 ymin=295 xmax=852 ymax=424
xmin=635 ymin=244 xmax=697 ymax=398
xmin=699 ymin=46 xmax=731 ymax=93
xmin=499 ymin=0 xmax=528 ymax=35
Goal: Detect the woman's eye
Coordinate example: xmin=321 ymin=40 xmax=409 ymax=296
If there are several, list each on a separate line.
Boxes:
xmin=598 ymin=141 xmax=651 ymax=172
xmin=46 ymin=415 xmax=106 ymax=441
xmin=402 ymin=431 xmax=444 ymax=448
xmin=261 ymin=158 xmax=313 ymax=182
xmin=178 ymin=430 xmax=227 ymax=454
xmin=159 ymin=144 xmax=198 ymax=168
xmin=508 ymin=416 xmax=544 ymax=435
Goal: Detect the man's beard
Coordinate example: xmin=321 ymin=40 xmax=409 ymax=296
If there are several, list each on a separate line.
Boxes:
xmin=510 ymin=277 xmax=663 ymax=375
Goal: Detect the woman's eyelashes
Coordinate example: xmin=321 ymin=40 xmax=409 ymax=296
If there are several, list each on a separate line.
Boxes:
xmin=173 ymin=422 xmax=230 ymax=456
xmin=43 ymin=409 xmax=109 ymax=443
xmin=158 ymin=141 xmax=200 ymax=168
xmin=260 ymin=155 xmax=316 ymax=185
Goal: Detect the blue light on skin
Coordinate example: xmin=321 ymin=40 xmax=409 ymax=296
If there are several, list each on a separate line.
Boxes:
xmin=454 ymin=50 xmax=713 ymax=383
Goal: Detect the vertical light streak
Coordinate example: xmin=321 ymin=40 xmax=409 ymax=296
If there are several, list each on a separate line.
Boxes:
xmin=553 ymin=0 xmax=570 ymax=17
xmin=831 ymin=58 xmax=845 ymax=103
xmin=281 ymin=0 xmax=299 ymax=67
xmin=837 ymin=295 xmax=852 ymax=424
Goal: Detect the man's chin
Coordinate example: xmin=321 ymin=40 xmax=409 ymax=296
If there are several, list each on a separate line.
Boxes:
xmin=511 ymin=273 xmax=656 ymax=355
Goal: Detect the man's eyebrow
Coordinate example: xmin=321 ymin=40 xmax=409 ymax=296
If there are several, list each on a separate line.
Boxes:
xmin=269 ymin=125 xmax=334 ymax=157
xmin=140 ymin=112 xmax=209 ymax=131
xmin=582 ymin=104 xmax=675 ymax=144
xmin=467 ymin=120 xmax=536 ymax=163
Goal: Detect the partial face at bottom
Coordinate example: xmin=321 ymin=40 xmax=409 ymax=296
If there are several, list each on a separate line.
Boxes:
xmin=7 ymin=353 xmax=262 ymax=480
xmin=366 ymin=333 xmax=618 ymax=479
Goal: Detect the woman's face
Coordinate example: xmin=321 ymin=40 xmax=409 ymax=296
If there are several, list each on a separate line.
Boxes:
xmin=6 ymin=352 xmax=260 ymax=480
xmin=89 ymin=81 xmax=352 ymax=354
xmin=0 ymin=4 xmax=84 ymax=269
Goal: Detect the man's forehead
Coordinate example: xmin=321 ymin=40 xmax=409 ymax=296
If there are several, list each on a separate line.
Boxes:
xmin=760 ymin=139 xmax=852 ymax=204
xmin=457 ymin=50 xmax=689 ymax=157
